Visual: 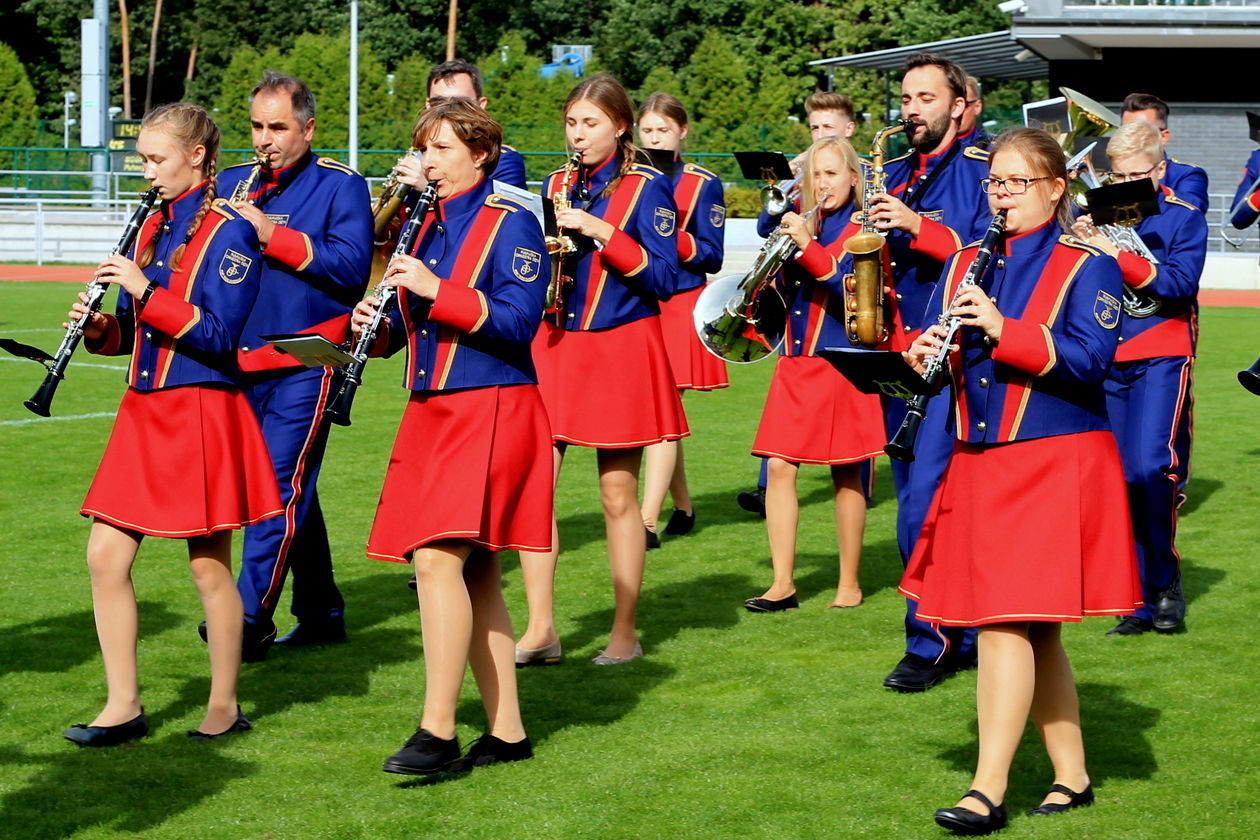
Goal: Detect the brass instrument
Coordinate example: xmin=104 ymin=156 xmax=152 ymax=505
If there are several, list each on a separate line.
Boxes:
xmin=230 ymin=156 xmax=269 ymax=204
xmin=693 ymin=198 xmax=827 ymax=364
xmin=369 ymin=149 xmax=421 ymax=284
xmin=764 ymin=174 xmax=801 ymax=216
xmin=843 ymin=119 xmax=913 ymax=347
xmin=544 ymin=150 xmax=583 ymax=314
xmin=1239 ymin=358 xmax=1260 ymax=395
xmin=1075 ymin=162 xmax=1163 ymax=317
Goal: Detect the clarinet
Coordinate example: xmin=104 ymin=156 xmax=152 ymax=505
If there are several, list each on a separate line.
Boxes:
xmin=884 ymin=209 xmax=1008 ymax=463
xmin=23 ymin=187 xmax=161 ymax=417
xmin=324 ymin=182 xmax=438 ymax=427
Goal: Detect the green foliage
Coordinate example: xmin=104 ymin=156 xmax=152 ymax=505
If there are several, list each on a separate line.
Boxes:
xmin=723 ymin=184 xmax=763 ymax=218
xmin=0 ymin=41 xmax=39 ymax=146
xmin=635 ymin=66 xmax=684 ymax=103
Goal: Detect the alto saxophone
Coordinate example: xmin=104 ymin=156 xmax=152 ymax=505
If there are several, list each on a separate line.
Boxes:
xmin=843 ymin=119 xmax=913 ymax=347
xmin=544 ymin=151 xmax=583 ymax=314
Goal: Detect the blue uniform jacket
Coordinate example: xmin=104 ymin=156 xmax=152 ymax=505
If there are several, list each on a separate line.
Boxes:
xmin=376 ymin=176 xmax=547 ymax=392
xmin=1229 ymin=148 xmax=1260 ymax=230
xmin=882 ymin=140 xmax=993 ymax=339
xmin=542 ymin=157 xmax=680 ymax=331
xmin=925 ymin=221 xmax=1122 ymax=444
xmin=87 ymin=184 xmax=263 ymax=390
xmin=216 ymin=152 xmax=373 ymax=372
xmin=494 ymin=145 xmax=528 ymax=190
xmin=778 ymin=199 xmax=868 ymax=356
xmin=669 ymin=159 xmax=725 ymax=292
xmin=1164 ymin=156 xmax=1208 ymax=213
xmin=1112 ymin=185 xmax=1206 ymax=361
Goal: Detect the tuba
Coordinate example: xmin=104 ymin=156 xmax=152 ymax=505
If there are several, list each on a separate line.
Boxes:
xmin=843 ymin=119 xmax=912 ymax=347
xmin=544 ymin=150 xmax=583 ymax=314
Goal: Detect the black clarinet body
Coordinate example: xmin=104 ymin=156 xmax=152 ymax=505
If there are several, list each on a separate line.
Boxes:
xmin=884 ymin=210 xmax=1008 ymax=462
xmin=24 ymin=188 xmax=161 ymax=417
xmin=325 ymin=183 xmax=438 ymax=427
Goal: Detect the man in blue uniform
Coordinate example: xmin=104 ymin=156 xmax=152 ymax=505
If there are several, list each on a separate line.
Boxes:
xmin=867 ymin=53 xmax=993 ymax=692
xmin=426 ymin=60 xmax=527 ymax=189
xmin=958 ymin=76 xmax=995 ymax=150
xmin=1073 ymin=119 xmax=1207 ymax=635
xmin=1228 ymin=147 xmax=1260 ymax=232
xmin=1121 ymin=93 xmax=1209 ymax=214
xmin=215 ymin=72 xmax=374 ymax=660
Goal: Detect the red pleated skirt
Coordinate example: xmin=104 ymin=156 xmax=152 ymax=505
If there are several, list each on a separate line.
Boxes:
xmin=752 ymin=355 xmax=887 ymax=465
xmin=366 ymin=384 xmax=554 ymax=561
xmin=659 ymin=284 xmax=730 ymax=391
xmin=900 ymin=431 xmax=1143 ymax=626
xmin=532 ymin=316 xmax=690 ymax=449
xmin=81 ymin=385 xmax=282 ymax=538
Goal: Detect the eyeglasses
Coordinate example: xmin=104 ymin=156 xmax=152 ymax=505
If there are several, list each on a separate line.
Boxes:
xmin=1108 ymin=162 xmax=1161 ymax=182
xmin=980 ymin=176 xmax=1050 ymax=194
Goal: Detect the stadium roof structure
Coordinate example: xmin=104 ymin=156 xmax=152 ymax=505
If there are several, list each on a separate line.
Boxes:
xmin=808 ymin=31 xmax=1048 ymax=81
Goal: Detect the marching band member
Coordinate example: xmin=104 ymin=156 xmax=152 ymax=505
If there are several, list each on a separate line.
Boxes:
xmin=958 ymin=76 xmax=996 ymax=150
xmin=1072 ymin=119 xmax=1207 ymax=636
xmin=868 ymin=53 xmax=992 ymax=693
xmin=1228 ymin=145 xmax=1260 ymax=231
xmin=516 ymin=74 xmax=684 ymax=666
xmin=636 ymin=92 xmax=728 ymax=546
xmin=356 ymin=100 xmax=550 ymax=774
xmin=743 ymin=136 xmax=885 ymax=613
xmin=1120 ymin=93 xmax=1209 ymax=214
xmin=66 ymin=103 xmax=279 ymax=745
xmin=217 ymin=72 xmax=373 ymax=660
xmin=901 ymin=128 xmax=1141 ymax=834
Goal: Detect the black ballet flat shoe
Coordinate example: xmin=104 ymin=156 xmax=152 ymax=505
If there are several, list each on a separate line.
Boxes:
xmin=934 ymin=789 xmax=1008 ymax=835
xmin=383 ymin=728 xmax=462 ymax=775
xmin=63 ymin=709 xmax=148 ymax=747
xmin=743 ymin=593 xmax=799 ymax=613
xmin=188 ymin=706 xmax=252 ymax=740
xmin=645 ymin=527 xmax=661 ymax=550
xmin=407 ymin=573 xmax=418 ymax=590
xmin=663 ymin=509 xmax=695 ymax=536
xmin=1026 ymin=783 xmax=1094 ymax=816
xmin=452 ymin=734 xmax=534 ymax=771
xmin=276 ymin=616 xmax=346 ymax=647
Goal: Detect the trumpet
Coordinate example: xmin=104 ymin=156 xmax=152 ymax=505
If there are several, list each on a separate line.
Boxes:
xmin=885 ymin=209 xmax=1008 ymax=462
xmin=693 ymin=197 xmax=827 ymax=364
xmin=15 ymin=188 xmax=161 ymax=416
xmin=325 ymin=182 xmax=438 ymax=427
xmin=763 ymin=174 xmax=801 ymax=216
xmin=230 ymin=156 xmax=269 ymax=204
xmin=544 ymin=150 xmax=583 ymax=314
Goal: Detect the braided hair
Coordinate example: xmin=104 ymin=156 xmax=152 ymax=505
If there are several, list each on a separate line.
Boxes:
xmin=563 ymin=75 xmax=638 ymax=196
xmin=136 ymin=103 xmax=221 ymax=272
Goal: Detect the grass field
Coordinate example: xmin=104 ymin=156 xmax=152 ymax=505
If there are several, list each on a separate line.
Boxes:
xmin=1 ymin=279 xmax=1258 ymax=840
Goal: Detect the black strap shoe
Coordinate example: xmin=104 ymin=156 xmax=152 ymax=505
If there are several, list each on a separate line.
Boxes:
xmin=1026 ymin=782 xmax=1094 ymax=816
xmin=883 ymin=653 xmax=950 ymax=693
xmin=63 ymin=709 xmax=148 ymax=747
xmin=1105 ymin=616 xmax=1154 ymax=636
xmin=453 ymin=734 xmax=534 ymax=771
xmin=383 ymin=728 xmax=462 ymax=775
xmin=645 ymin=527 xmax=661 ymax=550
xmin=934 ymin=788 xmax=1008 ymax=835
xmin=276 ymin=616 xmax=346 ymax=647
xmin=197 ymin=619 xmax=276 ymax=662
xmin=736 ymin=489 xmax=766 ymax=518
xmin=743 ymin=593 xmax=799 ymax=612
xmin=663 ymin=509 xmax=695 ymax=535
xmin=1152 ymin=574 xmax=1186 ymax=631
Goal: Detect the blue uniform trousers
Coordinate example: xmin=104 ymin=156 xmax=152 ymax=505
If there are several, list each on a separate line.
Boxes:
xmin=1104 ymin=355 xmax=1193 ymax=620
xmin=238 ymin=366 xmax=344 ymax=627
xmin=885 ymin=389 xmax=976 ymax=661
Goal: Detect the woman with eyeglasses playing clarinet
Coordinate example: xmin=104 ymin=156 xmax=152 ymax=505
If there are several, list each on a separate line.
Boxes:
xmin=900 ymin=127 xmax=1141 ymax=835
xmin=355 ymin=100 xmax=552 ymax=775
xmin=517 ymin=74 xmax=685 ymax=667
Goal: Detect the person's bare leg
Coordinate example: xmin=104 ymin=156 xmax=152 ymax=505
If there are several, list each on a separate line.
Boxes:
xmin=517 ymin=445 xmax=564 ymax=651
xmin=758 ymin=457 xmax=799 ymax=600
xmin=598 ymin=447 xmax=645 ymax=659
xmin=1029 ymin=622 xmax=1090 ymax=806
xmin=84 ymin=520 xmax=144 ymax=726
xmin=828 ymin=463 xmax=866 ymax=608
xmin=188 ymin=530 xmax=242 ymax=734
xmin=640 ymin=439 xmax=678 ymax=534
xmin=465 ymin=550 xmax=527 ymax=743
xmin=668 ymin=440 xmax=693 ymax=517
xmin=414 ymin=541 xmax=475 ymax=740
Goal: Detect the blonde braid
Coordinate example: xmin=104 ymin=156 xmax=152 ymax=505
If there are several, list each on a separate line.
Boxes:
xmin=171 ymin=156 xmax=218 ymax=273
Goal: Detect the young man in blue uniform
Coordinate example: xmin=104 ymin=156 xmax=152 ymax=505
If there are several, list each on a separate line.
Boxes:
xmin=216 ymin=72 xmax=374 ymax=660
xmin=866 ymin=53 xmax=993 ymax=692
xmin=425 ymin=60 xmax=527 ymax=189
xmin=958 ymin=76 xmax=995 ymax=150
xmin=1228 ymin=147 xmax=1260 ymax=232
xmin=1072 ymin=119 xmax=1207 ymax=635
xmin=1121 ymin=93 xmax=1209 ymax=215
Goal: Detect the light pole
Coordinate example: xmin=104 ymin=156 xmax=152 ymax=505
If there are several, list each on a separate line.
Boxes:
xmin=63 ymin=91 xmax=78 ymax=148
xmin=348 ymin=0 xmax=359 ymax=172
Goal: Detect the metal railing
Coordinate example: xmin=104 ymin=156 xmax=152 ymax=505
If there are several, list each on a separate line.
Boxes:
xmin=1065 ymin=0 xmax=1260 ymax=6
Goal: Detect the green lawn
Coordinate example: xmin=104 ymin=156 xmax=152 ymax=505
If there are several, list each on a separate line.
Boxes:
xmin=1 ymin=279 xmax=1257 ymax=839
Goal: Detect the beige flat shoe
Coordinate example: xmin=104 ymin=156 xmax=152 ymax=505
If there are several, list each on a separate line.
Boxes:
xmin=514 ymin=639 xmax=562 ymax=667
xmin=592 ymin=642 xmax=642 ymax=665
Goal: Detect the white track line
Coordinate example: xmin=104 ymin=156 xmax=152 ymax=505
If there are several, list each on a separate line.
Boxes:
xmin=0 ymin=412 xmax=114 ymax=427
xmin=0 ymin=356 xmax=126 ymax=371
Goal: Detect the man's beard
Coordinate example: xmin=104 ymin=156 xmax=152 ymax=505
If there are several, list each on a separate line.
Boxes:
xmin=912 ymin=113 xmax=952 ymax=153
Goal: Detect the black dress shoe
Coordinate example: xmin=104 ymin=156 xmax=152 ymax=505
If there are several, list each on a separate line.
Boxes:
xmin=452 ymin=734 xmax=534 ymax=771
xmin=736 ymin=489 xmax=766 ymax=518
xmin=188 ymin=707 xmax=252 ymax=740
xmin=197 ymin=619 xmax=276 ymax=662
xmin=663 ymin=509 xmax=695 ymax=535
xmin=882 ymin=653 xmax=950 ymax=693
xmin=743 ymin=593 xmax=799 ymax=612
xmin=1153 ymin=575 xmax=1186 ymax=631
xmin=645 ymin=527 xmax=661 ymax=550
xmin=63 ymin=709 xmax=148 ymax=747
xmin=1026 ymin=783 xmax=1094 ymax=816
xmin=407 ymin=573 xmax=418 ymax=590
xmin=383 ymin=728 xmax=462 ymax=775
xmin=934 ymin=789 xmax=1008 ymax=835
xmin=276 ymin=616 xmax=346 ymax=647
xmin=1106 ymin=616 xmax=1154 ymax=636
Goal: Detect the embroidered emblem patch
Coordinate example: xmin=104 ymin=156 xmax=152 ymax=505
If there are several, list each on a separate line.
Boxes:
xmin=512 ymin=247 xmax=542 ymax=283
xmin=1094 ymin=289 xmax=1121 ymax=329
xmin=265 ymin=214 xmax=290 ymax=227
xmin=653 ymin=207 xmax=676 ymax=236
xmin=874 ymin=379 xmax=917 ymax=401
xmin=708 ymin=204 xmax=726 ymax=228
xmin=920 ymin=208 xmax=945 ymax=223
xmin=219 ymin=249 xmax=253 ymax=285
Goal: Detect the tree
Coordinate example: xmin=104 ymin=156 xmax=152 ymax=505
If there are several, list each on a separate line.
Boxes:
xmin=0 ymin=41 xmax=39 ymax=146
